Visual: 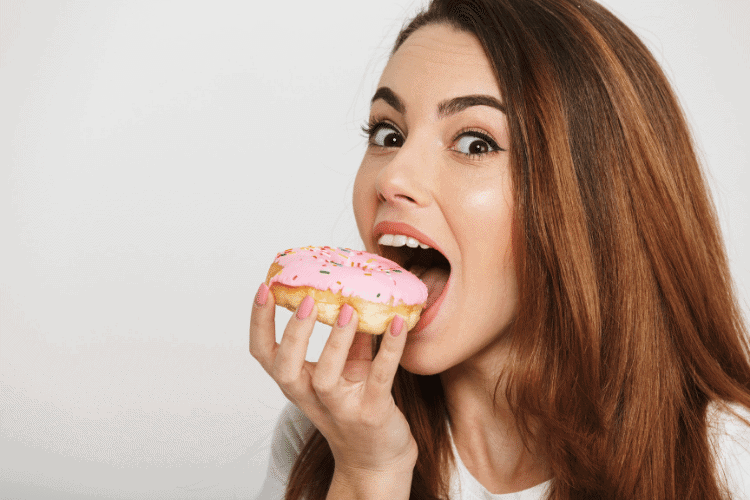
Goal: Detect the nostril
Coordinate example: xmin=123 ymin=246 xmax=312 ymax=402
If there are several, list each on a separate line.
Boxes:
xmin=377 ymin=191 xmax=416 ymax=204
xmin=395 ymin=194 xmax=416 ymax=203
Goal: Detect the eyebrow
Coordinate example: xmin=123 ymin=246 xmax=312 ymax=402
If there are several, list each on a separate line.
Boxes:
xmin=370 ymin=86 xmax=506 ymax=117
xmin=371 ymin=87 xmax=405 ymax=114
xmin=438 ymin=94 xmax=506 ymax=117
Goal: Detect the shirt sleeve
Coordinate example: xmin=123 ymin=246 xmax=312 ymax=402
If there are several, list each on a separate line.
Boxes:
xmin=708 ymin=402 xmax=750 ymax=500
xmin=254 ymin=402 xmax=317 ymax=500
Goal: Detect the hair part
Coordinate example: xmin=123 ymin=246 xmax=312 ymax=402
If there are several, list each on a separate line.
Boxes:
xmin=287 ymin=1 xmax=750 ymax=498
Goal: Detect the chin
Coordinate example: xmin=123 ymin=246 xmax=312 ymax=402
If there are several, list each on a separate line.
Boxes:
xmin=397 ymin=342 xmax=453 ymax=376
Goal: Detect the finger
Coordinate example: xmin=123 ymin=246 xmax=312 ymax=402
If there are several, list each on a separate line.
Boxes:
xmin=340 ymin=331 xmax=375 ymax=383
xmin=271 ymin=295 xmax=318 ymax=393
xmin=312 ymin=304 xmax=359 ymax=398
xmin=249 ymin=283 xmax=277 ymax=374
xmin=365 ymin=315 xmax=407 ymax=398
xmin=348 ymin=331 xmax=374 ymax=361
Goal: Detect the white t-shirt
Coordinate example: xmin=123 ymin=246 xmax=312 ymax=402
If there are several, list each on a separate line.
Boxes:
xmin=255 ymin=401 xmax=750 ymax=499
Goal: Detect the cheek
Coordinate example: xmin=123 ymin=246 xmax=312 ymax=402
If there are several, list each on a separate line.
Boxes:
xmin=464 ymin=185 xmax=501 ymax=208
xmin=353 ymin=165 xmax=376 ymax=242
xmin=463 ymin=182 xmax=513 ymax=220
xmin=451 ymin=181 xmax=514 ymax=252
xmin=450 ymin=179 xmax=516 ymax=306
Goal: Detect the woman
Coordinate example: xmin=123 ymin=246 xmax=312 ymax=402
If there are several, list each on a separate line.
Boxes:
xmin=251 ymin=0 xmax=750 ymax=498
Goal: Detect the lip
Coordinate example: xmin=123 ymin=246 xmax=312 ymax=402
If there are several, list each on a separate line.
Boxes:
xmin=373 ymin=220 xmax=452 ymax=334
xmin=373 ymin=221 xmax=444 ymax=255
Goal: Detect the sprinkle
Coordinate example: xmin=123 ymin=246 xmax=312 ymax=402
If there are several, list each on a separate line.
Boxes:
xmin=377 ymin=293 xmax=381 ymax=298
xmin=320 ymin=270 xmax=330 ymax=274
xmin=293 ymin=275 xmax=298 ymax=280
xmin=364 ymin=273 xmax=372 ymax=276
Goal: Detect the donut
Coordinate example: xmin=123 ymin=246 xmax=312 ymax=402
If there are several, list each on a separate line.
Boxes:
xmin=266 ymin=246 xmax=427 ymax=335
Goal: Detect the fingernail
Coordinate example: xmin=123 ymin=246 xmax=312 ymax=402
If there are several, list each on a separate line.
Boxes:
xmin=255 ymin=283 xmax=269 ymax=306
xmin=390 ymin=315 xmax=404 ymax=336
xmin=297 ymin=295 xmax=314 ymax=320
xmin=337 ymin=304 xmax=353 ymax=327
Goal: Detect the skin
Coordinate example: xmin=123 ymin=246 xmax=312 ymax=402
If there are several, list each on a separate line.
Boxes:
xmin=354 ymin=23 xmax=550 ymax=494
xmin=251 ymin=23 xmax=550 ymax=497
xmin=354 ymin=26 xmax=516 ymax=379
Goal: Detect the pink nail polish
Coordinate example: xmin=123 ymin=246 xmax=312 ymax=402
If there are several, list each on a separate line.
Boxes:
xmin=297 ymin=295 xmax=314 ymax=320
xmin=390 ymin=315 xmax=404 ymax=336
xmin=337 ymin=304 xmax=353 ymax=327
xmin=255 ymin=283 xmax=269 ymax=306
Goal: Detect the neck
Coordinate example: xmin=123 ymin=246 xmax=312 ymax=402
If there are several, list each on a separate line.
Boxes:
xmin=439 ymin=350 xmax=551 ymax=494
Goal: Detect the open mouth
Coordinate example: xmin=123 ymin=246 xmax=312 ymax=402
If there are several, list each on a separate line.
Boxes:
xmin=379 ymin=240 xmax=451 ymax=311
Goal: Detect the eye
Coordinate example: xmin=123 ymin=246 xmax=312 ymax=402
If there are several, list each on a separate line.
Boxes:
xmin=452 ymin=131 xmax=504 ymax=157
xmin=367 ymin=122 xmax=404 ymax=148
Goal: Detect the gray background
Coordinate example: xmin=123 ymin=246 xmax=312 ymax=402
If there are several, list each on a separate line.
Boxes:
xmin=1 ymin=0 xmax=748 ymax=498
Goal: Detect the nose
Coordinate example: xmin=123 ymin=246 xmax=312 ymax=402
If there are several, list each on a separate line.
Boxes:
xmin=374 ymin=140 xmax=431 ymax=208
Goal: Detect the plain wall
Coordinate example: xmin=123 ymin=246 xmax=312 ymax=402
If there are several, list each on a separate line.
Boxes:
xmin=1 ymin=0 xmax=748 ymax=498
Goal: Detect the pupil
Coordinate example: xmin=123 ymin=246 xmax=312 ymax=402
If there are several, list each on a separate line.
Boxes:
xmin=471 ymin=141 xmax=488 ymax=154
xmin=388 ymin=134 xmax=401 ymax=147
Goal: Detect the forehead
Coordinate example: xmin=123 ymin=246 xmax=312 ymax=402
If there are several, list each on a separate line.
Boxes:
xmin=378 ymin=24 xmax=499 ymax=98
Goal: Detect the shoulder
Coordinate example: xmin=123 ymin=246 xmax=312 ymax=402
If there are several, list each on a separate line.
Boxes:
xmin=255 ymin=402 xmax=317 ymax=500
xmin=270 ymin=401 xmax=317 ymax=461
xmin=707 ymin=400 xmax=750 ymax=498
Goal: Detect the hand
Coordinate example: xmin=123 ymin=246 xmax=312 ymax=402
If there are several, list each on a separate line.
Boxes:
xmin=250 ymin=283 xmax=418 ymax=476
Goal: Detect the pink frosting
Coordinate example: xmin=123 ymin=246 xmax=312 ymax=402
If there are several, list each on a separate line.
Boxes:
xmin=268 ymin=246 xmax=427 ymax=306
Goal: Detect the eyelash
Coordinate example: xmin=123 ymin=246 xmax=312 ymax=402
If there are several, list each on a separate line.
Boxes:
xmin=360 ymin=117 xmax=397 ymax=141
xmin=361 ymin=118 xmax=505 ymax=159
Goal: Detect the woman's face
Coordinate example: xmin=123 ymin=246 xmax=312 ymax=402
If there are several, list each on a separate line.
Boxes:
xmin=353 ymin=23 xmax=517 ymax=376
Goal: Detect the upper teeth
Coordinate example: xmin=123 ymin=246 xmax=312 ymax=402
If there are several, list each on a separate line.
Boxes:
xmin=378 ymin=234 xmax=431 ymax=250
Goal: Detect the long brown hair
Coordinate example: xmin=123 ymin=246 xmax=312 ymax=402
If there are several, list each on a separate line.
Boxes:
xmin=286 ymin=0 xmax=750 ymax=498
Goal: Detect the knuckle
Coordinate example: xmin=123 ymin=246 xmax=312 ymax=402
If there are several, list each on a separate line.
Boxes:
xmin=279 ymin=388 xmax=294 ymax=402
xmin=324 ymin=335 xmax=346 ymax=353
xmin=334 ymin=401 xmax=358 ymax=423
xmin=338 ymin=410 xmax=360 ymax=428
xmin=276 ymin=372 xmax=297 ymax=387
xmin=311 ymin=376 xmax=335 ymax=396
xmin=282 ymin=329 xmax=308 ymax=348
xmin=250 ymin=342 xmax=275 ymax=366
xmin=359 ymin=408 xmax=383 ymax=428
xmin=370 ymin=366 xmax=391 ymax=386
xmin=272 ymin=364 xmax=297 ymax=387
xmin=249 ymin=348 xmax=267 ymax=371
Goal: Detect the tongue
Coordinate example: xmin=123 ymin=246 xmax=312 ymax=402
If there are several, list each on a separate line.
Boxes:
xmin=414 ymin=267 xmax=449 ymax=310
